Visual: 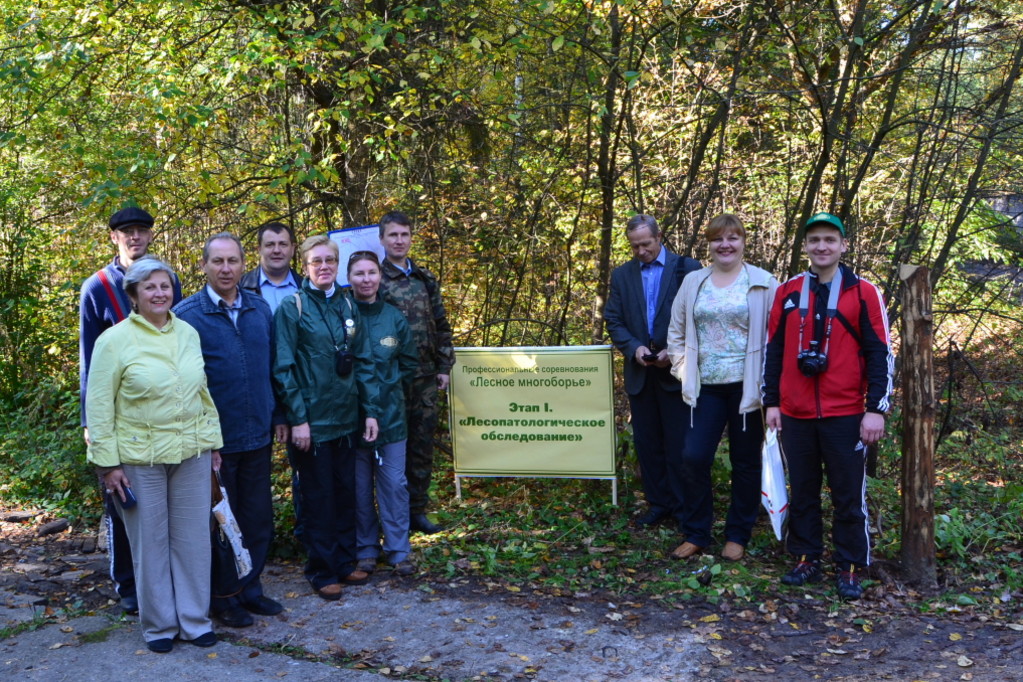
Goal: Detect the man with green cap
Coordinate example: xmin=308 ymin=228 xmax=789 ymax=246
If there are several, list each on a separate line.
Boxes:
xmin=762 ymin=212 xmax=894 ymax=600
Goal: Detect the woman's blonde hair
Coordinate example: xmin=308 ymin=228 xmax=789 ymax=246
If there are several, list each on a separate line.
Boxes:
xmin=299 ymin=234 xmax=339 ymax=264
xmin=703 ymin=213 xmax=746 ymax=241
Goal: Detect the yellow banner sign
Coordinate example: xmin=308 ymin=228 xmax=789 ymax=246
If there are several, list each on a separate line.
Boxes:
xmin=450 ymin=346 xmax=616 ymax=476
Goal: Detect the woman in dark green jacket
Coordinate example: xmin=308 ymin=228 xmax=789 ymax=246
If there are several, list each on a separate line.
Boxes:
xmin=347 ymin=252 xmax=418 ymax=576
xmin=273 ymin=235 xmax=381 ymax=600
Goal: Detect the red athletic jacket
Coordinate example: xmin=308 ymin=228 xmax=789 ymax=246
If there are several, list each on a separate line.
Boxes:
xmin=762 ymin=264 xmax=893 ymax=419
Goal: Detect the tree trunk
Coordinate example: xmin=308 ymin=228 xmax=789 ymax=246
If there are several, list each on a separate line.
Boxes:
xmin=899 ymin=264 xmax=937 ymax=589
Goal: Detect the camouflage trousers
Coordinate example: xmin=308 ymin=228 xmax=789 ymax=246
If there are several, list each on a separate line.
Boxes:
xmin=405 ymin=374 xmax=440 ymax=514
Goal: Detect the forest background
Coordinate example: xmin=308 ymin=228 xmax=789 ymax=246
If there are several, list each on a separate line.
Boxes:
xmin=1 ymin=0 xmax=1022 ymax=603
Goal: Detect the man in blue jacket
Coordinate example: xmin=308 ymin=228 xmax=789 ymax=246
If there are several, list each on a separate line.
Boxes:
xmin=174 ymin=232 xmax=285 ymax=628
xmin=79 ymin=206 xmax=182 ymax=615
xmin=605 ymin=214 xmax=700 ymax=527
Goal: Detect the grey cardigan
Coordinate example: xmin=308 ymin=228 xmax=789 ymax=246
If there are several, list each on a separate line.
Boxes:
xmin=666 ymin=263 xmax=779 ymax=415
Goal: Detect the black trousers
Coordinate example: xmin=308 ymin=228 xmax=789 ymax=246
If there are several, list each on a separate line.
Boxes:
xmin=212 ymin=444 xmax=274 ymax=612
xmin=628 ymin=378 xmax=686 ymax=519
xmin=780 ymin=414 xmax=870 ymax=569
xmin=105 ymin=492 xmax=136 ymax=599
xmin=291 ymin=435 xmax=358 ymax=589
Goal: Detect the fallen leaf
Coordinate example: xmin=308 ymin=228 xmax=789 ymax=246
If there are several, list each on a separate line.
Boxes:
xmin=957 ymin=655 xmax=973 ymax=668
xmin=378 ymin=668 xmax=391 ymax=675
xmin=605 ymin=613 xmax=623 ymax=621
xmin=60 ymin=626 xmax=73 ymax=633
xmin=585 ymin=628 xmax=598 ymax=635
xmin=949 ymin=633 xmax=963 ymax=641
xmin=506 ymin=586 xmax=520 ymax=593
xmin=699 ymin=614 xmax=720 ymax=623
xmin=383 ymin=636 xmax=396 ymax=641
xmin=420 ymin=655 xmax=433 ymax=662
xmin=248 ymin=651 xmax=260 ymax=658
xmin=1007 ymin=624 xmax=1023 ymax=632
xmin=207 ymin=653 xmax=217 ymax=659
xmin=48 ymin=642 xmax=66 ymax=650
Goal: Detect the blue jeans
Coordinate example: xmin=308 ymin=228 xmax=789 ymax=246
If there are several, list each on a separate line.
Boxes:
xmin=356 ymin=441 xmax=411 ymax=564
xmin=675 ymin=382 xmax=763 ymax=548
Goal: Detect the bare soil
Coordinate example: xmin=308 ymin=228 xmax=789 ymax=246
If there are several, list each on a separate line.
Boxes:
xmin=2 ymin=508 xmax=1022 ymax=681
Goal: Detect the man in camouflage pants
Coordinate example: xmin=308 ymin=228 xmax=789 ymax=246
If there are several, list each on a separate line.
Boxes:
xmin=378 ymin=211 xmax=455 ymax=534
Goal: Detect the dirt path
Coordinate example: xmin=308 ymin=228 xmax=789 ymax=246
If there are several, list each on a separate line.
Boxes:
xmin=2 ymin=512 xmax=1021 ymax=680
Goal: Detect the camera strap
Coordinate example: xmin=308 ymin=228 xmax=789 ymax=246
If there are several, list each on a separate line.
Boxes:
xmin=312 ymin=292 xmax=352 ymax=352
xmin=797 ymin=271 xmax=842 ymax=354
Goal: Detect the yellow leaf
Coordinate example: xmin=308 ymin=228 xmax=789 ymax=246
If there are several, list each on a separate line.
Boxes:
xmin=710 ymin=633 xmax=722 ymax=640
xmin=700 ymin=614 xmax=720 ymax=623
xmin=207 ymin=653 xmax=217 ymax=659
xmin=585 ymin=628 xmax=598 ymax=634
xmin=506 ymin=586 xmax=520 ymax=593
xmin=949 ymin=633 xmax=963 ymax=641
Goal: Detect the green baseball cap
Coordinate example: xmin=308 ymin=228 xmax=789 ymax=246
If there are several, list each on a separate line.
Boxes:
xmin=803 ymin=212 xmax=845 ymax=237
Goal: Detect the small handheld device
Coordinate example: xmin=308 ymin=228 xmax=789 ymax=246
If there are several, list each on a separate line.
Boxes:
xmin=121 ymin=486 xmax=138 ymax=509
xmin=642 ymin=352 xmax=658 ymax=362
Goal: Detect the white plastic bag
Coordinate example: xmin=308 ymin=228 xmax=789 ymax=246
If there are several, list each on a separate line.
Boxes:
xmin=760 ymin=427 xmax=788 ymax=541
xmin=212 ymin=480 xmax=253 ymax=580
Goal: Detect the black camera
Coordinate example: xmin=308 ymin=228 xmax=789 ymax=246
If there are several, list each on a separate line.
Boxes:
xmin=796 ymin=340 xmax=828 ymax=377
xmin=335 ymin=349 xmax=354 ymax=377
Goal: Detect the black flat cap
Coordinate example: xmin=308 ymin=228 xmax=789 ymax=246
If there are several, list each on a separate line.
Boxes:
xmin=109 ymin=207 xmax=154 ymax=230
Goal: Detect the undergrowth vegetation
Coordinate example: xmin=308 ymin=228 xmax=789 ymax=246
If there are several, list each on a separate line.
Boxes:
xmin=1 ymin=313 xmax=1021 ymax=617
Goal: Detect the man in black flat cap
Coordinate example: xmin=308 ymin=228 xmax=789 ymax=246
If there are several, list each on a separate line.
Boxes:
xmin=79 ymin=206 xmax=182 ymax=615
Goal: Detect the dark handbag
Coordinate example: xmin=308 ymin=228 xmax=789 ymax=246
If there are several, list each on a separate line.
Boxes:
xmin=210 ymin=471 xmax=253 ymax=599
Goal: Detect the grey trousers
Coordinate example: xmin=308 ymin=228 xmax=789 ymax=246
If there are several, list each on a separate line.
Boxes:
xmin=119 ymin=453 xmax=213 ymax=642
xmin=355 ymin=441 xmax=411 ymax=564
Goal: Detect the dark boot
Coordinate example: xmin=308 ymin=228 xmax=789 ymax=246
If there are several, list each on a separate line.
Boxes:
xmin=410 ymin=513 xmax=443 ymax=534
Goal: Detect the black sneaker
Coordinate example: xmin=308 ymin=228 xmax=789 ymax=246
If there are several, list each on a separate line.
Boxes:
xmin=836 ymin=568 xmax=864 ymax=600
xmin=781 ymin=556 xmax=823 ymax=586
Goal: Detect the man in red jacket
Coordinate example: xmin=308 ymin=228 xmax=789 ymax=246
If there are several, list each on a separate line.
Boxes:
xmin=763 ymin=212 xmax=894 ymax=600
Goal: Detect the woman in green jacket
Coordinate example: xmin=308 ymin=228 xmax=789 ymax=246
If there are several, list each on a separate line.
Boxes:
xmin=87 ymin=256 xmax=222 ymax=653
xmin=347 ymin=251 xmax=418 ymax=576
xmin=273 ymin=235 xmax=381 ymax=600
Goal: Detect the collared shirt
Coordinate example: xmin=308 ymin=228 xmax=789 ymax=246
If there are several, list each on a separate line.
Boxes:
xmin=206 ymin=285 xmax=242 ymax=327
xmin=258 ymin=268 xmax=299 ymax=313
xmin=640 ymin=246 xmax=666 ymax=341
xmin=400 ymin=258 xmax=413 ymax=276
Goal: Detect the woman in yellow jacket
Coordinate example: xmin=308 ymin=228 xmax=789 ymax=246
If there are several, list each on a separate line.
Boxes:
xmin=87 ymin=256 xmax=222 ymax=654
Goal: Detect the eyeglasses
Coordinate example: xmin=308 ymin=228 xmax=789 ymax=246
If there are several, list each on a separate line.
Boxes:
xmin=348 ymin=250 xmax=380 ymax=264
xmin=306 ymin=256 xmax=338 ymax=267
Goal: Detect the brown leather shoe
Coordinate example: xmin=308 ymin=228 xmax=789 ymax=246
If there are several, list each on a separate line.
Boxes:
xmin=317 ymin=583 xmax=343 ymax=601
xmin=721 ymin=541 xmax=745 ymax=561
xmin=343 ymin=570 xmax=370 ymax=586
xmin=670 ymin=541 xmax=703 ymax=560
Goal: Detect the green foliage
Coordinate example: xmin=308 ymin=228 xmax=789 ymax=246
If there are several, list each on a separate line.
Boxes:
xmin=0 ymin=380 xmax=98 ymax=523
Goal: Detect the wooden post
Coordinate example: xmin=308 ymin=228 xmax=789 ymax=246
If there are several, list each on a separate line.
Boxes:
xmin=899 ymin=264 xmax=937 ymax=588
